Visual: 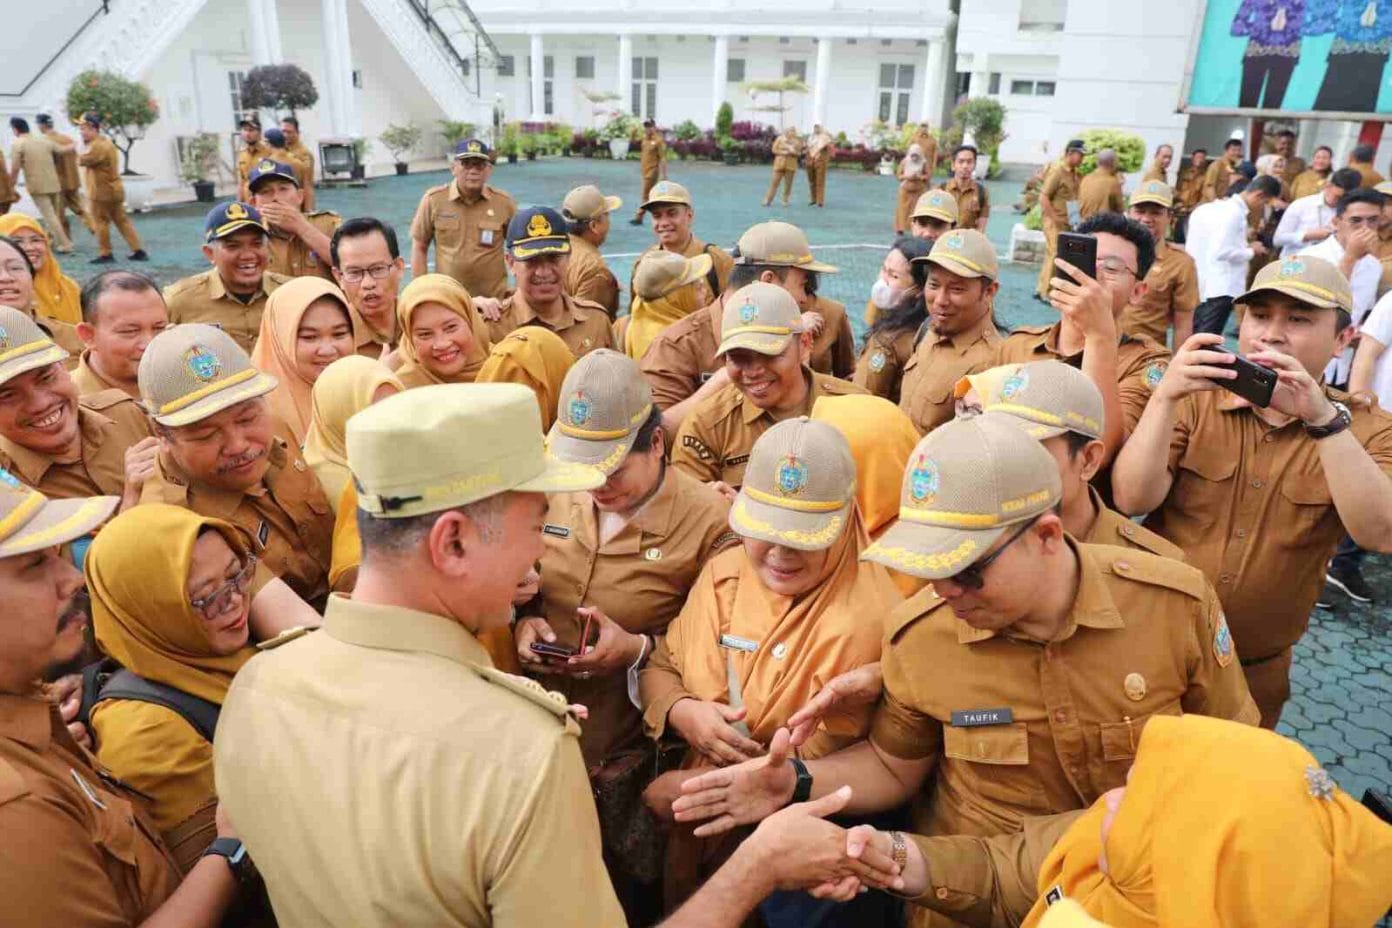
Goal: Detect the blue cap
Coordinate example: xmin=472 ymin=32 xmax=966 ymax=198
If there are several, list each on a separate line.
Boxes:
xmin=453 ymin=138 xmax=493 ymax=161
xmin=248 ymin=159 xmax=300 ymax=193
xmin=264 ymin=127 xmax=286 ymax=148
xmin=203 ymin=202 xmax=268 ymax=243
xmin=506 ymin=207 xmax=571 ymax=260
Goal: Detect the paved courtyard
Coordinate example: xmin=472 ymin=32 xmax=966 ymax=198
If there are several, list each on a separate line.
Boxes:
xmin=47 ymin=155 xmax=1392 ymax=802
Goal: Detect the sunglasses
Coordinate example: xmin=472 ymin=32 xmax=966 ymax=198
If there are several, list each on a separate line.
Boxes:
xmin=945 ymin=518 xmax=1037 ymax=591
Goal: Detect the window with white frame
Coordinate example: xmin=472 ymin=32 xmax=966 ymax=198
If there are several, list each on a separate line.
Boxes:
xmin=632 ymin=56 xmax=658 ymax=120
xmin=877 ymin=63 xmax=914 ymax=125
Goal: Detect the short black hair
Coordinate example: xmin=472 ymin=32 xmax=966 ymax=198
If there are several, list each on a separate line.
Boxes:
xmin=1192 ymin=147 xmax=1208 ymax=157
xmin=631 ymin=405 xmax=664 ymax=453
xmin=35 ymin=113 xmax=52 ymax=126
xmin=1224 ymin=138 xmax=1243 ymax=150
xmin=80 ymin=270 xmax=163 ymax=323
xmin=0 ymin=235 xmax=34 ymax=278
xmin=330 ymin=217 xmax=400 ymax=268
xmin=1329 ymin=167 xmax=1364 ymax=192
xmin=952 ymin=144 xmax=977 ymax=160
xmin=1073 ymin=212 xmax=1156 ymax=279
xmin=9 ymin=117 xmax=29 ymax=134
xmin=727 ymin=249 xmax=791 ymax=292
xmin=1336 ymin=187 xmax=1386 ymax=216
xmin=280 ymin=115 xmax=299 ymax=129
xmin=1248 ymin=174 xmax=1282 ymax=198
xmin=1235 ymin=160 xmax=1257 ymax=180
xmin=1315 ymin=144 xmax=1333 ymax=156
xmin=1062 ymin=431 xmax=1095 ymax=457
xmin=891 ymin=234 xmax=933 ymax=289
xmin=1277 ymin=129 xmax=1296 ymax=139
xmin=1352 ymin=144 xmax=1377 ymax=163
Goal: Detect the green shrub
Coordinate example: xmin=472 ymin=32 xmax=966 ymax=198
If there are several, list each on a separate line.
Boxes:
xmin=1077 ymin=129 xmax=1146 ymax=175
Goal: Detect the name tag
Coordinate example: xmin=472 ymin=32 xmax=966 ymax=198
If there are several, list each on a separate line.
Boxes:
xmin=543 ymin=524 xmax=570 ymax=538
xmin=480 ymin=229 xmax=495 ymax=246
xmin=719 ymin=634 xmax=758 ymax=653
xmin=951 ymin=708 xmax=1014 ymax=728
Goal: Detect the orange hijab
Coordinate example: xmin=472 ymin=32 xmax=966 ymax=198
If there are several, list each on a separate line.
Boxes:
xmin=1023 ymin=715 xmax=1392 ymax=928
xmin=250 ymin=276 xmax=362 ymax=445
xmin=475 ymin=326 xmax=574 ymax=430
xmin=0 ymin=213 xmax=81 ymax=325
xmin=663 ymin=509 xmax=898 ymax=759
xmin=394 ymin=273 xmax=492 ymax=387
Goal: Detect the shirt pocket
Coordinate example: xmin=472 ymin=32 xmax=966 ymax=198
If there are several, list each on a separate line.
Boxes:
xmin=433 ymin=213 xmax=462 ymax=249
xmin=1098 ymin=700 xmax=1181 ymax=763
xmin=477 ymin=222 xmax=504 ymax=252
xmin=1276 ymin=475 xmax=1334 ymax=545
xmin=943 ymin=722 xmax=1030 ymax=766
xmin=1172 ymin=451 xmax=1236 ymax=531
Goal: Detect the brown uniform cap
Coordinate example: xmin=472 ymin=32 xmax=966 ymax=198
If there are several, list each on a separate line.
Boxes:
xmin=912 ymin=189 xmax=960 ymax=223
xmin=640 ymin=180 xmax=693 ymax=210
xmin=971 ymin=360 xmax=1105 ymax=440
xmin=734 ymin=221 xmax=838 ymax=273
xmin=920 ymin=228 xmax=999 ymax=280
xmin=1130 ymin=180 xmax=1175 ymax=209
xmin=548 ymin=349 xmax=654 ymax=474
xmin=0 ymin=470 xmax=116 ymax=557
xmin=1234 ymin=254 xmax=1353 ymax=313
xmin=0 ymin=305 xmax=69 ymax=386
xmin=716 ymin=282 xmax=805 ymax=357
xmin=562 ymin=184 xmax=623 ymax=221
xmin=728 ymin=416 xmax=855 ymax=551
xmin=633 ymin=250 xmax=713 ymax=301
xmin=138 ymin=324 xmax=277 ymax=427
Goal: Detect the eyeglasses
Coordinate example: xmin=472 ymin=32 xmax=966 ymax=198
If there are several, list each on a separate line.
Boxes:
xmin=189 ymin=554 xmax=257 ymax=617
xmin=339 ymin=263 xmax=394 ymax=282
xmin=1097 ymin=258 xmax=1138 ymax=280
xmin=945 ymin=518 xmax=1037 ymax=591
xmin=0 ymin=262 xmax=28 ymax=278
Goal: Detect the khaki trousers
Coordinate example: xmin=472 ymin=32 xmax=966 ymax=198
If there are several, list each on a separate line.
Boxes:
xmin=807 ymin=162 xmax=827 ymax=205
xmin=763 ymin=169 xmax=794 ymax=205
xmin=59 ymin=188 xmax=93 ymax=238
xmin=1242 ymin=647 xmax=1293 ymax=730
xmin=1037 ymin=216 xmax=1066 ymax=298
xmin=31 ymin=193 xmax=72 ymax=250
xmin=91 ymin=199 xmax=143 ymax=256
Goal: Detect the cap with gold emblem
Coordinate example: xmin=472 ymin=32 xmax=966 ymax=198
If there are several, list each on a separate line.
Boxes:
xmin=639 ymin=180 xmax=693 ymax=211
xmin=548 ymin=349 xmax=655 ymax=474
xmin=0 ymin=469 xmax=117 ymax=557
xmin=1130 ymin=180 xmax=1175 ymax=209
xmin=1376 ymin=181 xmax=1392 ymax=197
xmin=952 ymin=363 xmax=1022 ymax=413
xmin=862 ymin=415 xmax=1061 ymax=579
xmin=911 ymin=189 xmax=960 ymax=224
xmin=248 ymin=159 xmax=301 ymax=193
xmin=919 ymin=228 xmax=999 ymax=280
xmin=562 ymin=184 xmax=623 ymax=221
xmin=203 ymin=201 xmax=268 ymax=244
xmin=716 ymin=282 xmax=806 ymax=358
xmin=729 ymin=417 xmax=856 ymax=551
xmin=348 ymin=383 xmax=603 ymax=519
xmin=633 ymin=250 xmax=713 ymax=301
xmin=506 ymin=206 xmax=572 ymax=260
xmin=734 ymin=221 xmax=838 ymax=274
xmin=0 ymin=305 xmax=69 ymax=387
xmin=1234 ymin=254 xmax=1353 ymax=313
xmin=138 ymin=324 xmax=278 ymax=427
xmin=452 ymin=138 xmax=493 ymax=162
xmin=973 ymin=360 xmax=1105 ymax=440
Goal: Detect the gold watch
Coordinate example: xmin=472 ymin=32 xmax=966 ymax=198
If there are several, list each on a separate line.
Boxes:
xmin=889 ymin=830 xmax=908 ymax=872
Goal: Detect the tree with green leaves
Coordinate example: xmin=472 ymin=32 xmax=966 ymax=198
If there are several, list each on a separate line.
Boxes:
xmin=241 ymin=64 xmax=319 ymax=116
xmin=946 ymin=98 xmax=1007 ymax=175
xmin=741 ymin=77 xmax=809 ymax=129
xmin=65 ymin=70 xmax=161 ymax=175
xmin=380 ymin=124 xmax=424 ymax=163
xmin=1076 ymin=129 xmax=1146 ymax=175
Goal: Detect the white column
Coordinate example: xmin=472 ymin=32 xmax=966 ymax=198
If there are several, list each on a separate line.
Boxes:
xmin=319 ymin=0 xmax=343 ymax=135
xmin=529 ymin=33 xmax=545 ymax=121
xmin=920 ymin=36 xmax=945 ymax=125
xmin=617 ymin=33 xmax=633 ymax=114
xmin=711 ymin=34 xmax=729 ymax=125
xmin=812 ymin=38 xmax=832 ymax=128
xmin=262 ymin=0 xmax=284 ymax=65
xmin=248 ymin=0 xmax=274 ymax=66
xmin=334 ymin=0 xmax=359 ymax=138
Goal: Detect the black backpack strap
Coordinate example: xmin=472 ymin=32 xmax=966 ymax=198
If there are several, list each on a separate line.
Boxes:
xmin=92 ymin=669 xmax=222 ymax=743
xmin=702 ymin=243 xmax=723 ymax=296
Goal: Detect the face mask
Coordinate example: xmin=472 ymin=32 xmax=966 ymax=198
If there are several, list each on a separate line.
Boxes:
xmin=871 ymin=278 xmax=909 ymax=310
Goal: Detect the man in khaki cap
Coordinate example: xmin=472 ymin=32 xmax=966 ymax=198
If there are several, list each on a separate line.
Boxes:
xmin=909 ymin=189 xmax=959 ymax=244
xmin=561 ymin=184 xmax=622 ymax=316
xmin=136 ymin=323 xmax=333 ymax=607
xmin=896 ymin=229 xmax=1004 ymax=434
xmin=671 ymin=415 xmax=1257 ymax=928
xmin=671 ymin=282 xmax=864 ymax=492
xmin=629 ymin=180 xmax=734 ymax=299
xmin=963 ymin=359 xmax=1183 ymax=559
xmin=1113 ymin=253 xmax=1392 ymax=729
xmin=0 ymin=305 xmax=154 ymax=509
xmin=1123 ymin=180 xmax=1199 ymax=346
xmin=410 ymin=139 xmax=518 ymax=300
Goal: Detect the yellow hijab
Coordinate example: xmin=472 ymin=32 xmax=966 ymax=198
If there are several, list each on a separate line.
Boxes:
xmin=87 ymin=505 xmax=259 ymax=705
xmin=302 ymin=355 xmax=403 ymax=505
xmin=475 ymin=326 xmax=575 ymax=430
xmin=0 ymin=213 xmax=81 ymax=325
xmin=625 ymin=278 xmax=705 ymax=362
xmin=1023 ymin=715 xmax=1392 ymax=928
xmin=395 ymin=273 xmax=492 ymax=387
xmin=811 ymin=394 xmax=926 ymax=597
xmin=250 ymin=276 xmax=362 ymax=446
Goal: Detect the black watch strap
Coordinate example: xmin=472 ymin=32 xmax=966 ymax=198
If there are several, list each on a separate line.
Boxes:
xmin=1306 ymin=401 xmax=1352 ymax=439
xmin=789 ymin=757 xmax=813 ymax=805
xmin=203 ymin=837 xmax=254 ymax=886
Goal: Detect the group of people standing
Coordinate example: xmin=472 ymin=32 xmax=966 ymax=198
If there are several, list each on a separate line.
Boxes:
xmin=0 ymin=121 xmax=1389 ymax=928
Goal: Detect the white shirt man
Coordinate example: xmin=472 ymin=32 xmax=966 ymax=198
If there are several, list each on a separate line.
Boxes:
xmin=1186 ymin=196 xmax=1254 ymax=300
xmin=1304 ymin=234 xmax=1379 ymax=384
xmin=1273 ymin=193 xmax=1337 ymax=257
xmin=1351 ymin=289 xmax=1392 ymax=410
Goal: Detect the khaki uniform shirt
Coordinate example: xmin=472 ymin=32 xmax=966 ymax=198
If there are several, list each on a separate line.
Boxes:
xmin=1082 ymin=485 xmax=1185 ymax=560
xmin=911 ymin=130 xmax=938 ymax=179
xmin=671 ymin=372 xmax=867 ymax=486
xmin=0 ymin=693 xmax=182 ymax=924
xmin=943 ymin=177 xmax=990 ymax=230
xmin=215 ymin=595 xmax=624 ymax=926
xmin=1120 ymin=241 xmax=1200 ymax=344
xmin=1143 ymin=387 xmax=1392 ymax=660
xmin=640 ymin=299 xmax=723 ymax=410
xmin=808 ymin=296 xmax=857 ymax=379
xmin=1175 ymin=165 xmax=1206 ymax=212
xmin=1280 ymin=155 xmax=1306 ymax=188
xmin=1290 ymin=168 xmax=1330 ymax=202
xmin=1202 ymin=157 xmax=1238 ymax=202
xmin=11 ymin=135 xmax=62 ymax=196
xmin=563 ymin=234 xmax=619 ymax=316
xmin=640 ymin=134 xmax=666 ymax=176
xmin=1077 ymin=168 xmax=1123 ymax=219
xmin=72 ymin=350 xmax=135 ymax=398
xmin=164 ymin=269 xmax=291 ymax=355
xmin=0 ymin=391 xmax=150 ymax=498
xmin=486 ymin=292 xmax=614 ymax=359
xmin=267 ymin=211 xmax=341 ymax=281
xmin=871 ymin=540 xmax=1258 ymax=840
xmin=1141 ymin=160 xmax=1168 ymax=184
xmin=410 ymin=182 xmax=517 ymax=299
xmin=1039 ymin=161 xmax=1079 ymax=227
xmin=0 ymin=150 xmax=17 ymax=206
xmin=140 ymin=424 xmax=333 ymax=607
xmin=1355 ymin=162 xmax=1386 ymax=188
xmin=41 ymin=129 xmax=82 ymax=192
xmin=283 ymin=139 xmax=316 ymax=207
xmin=772 ymin=136 xmax=800 ymax=172
xmin=899 ymin=321 xmax=1004 ymax=434
xmin=630 ymin=236 xmax=733 ymax=304
xmin=992 ymin=324 xmax=1171 ymax=435
xmin=853 ymin=326 xmax=917 ymax=404
xmin=77 ymin=136 xmax=124 ymax=203
xmin=527 ymin=470 xmax=736 ymax=766
xmin=235 ymin=140 xmax=271 ymax=200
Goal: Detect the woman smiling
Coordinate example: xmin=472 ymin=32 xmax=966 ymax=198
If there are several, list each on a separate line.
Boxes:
xmin=393 ymin=273 xmax=492 ymax=387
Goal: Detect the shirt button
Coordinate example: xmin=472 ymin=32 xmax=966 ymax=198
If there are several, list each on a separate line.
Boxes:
xmin=936 ymin=888 xmax=950 ymax=900
xmin=1236 ymin=529 xmax=1247 ymax=539
xmin=1220 ymin=573 xmax=1232 ymax=584
xmin=1263 ymin=434 xmax=1275 ymax=443
xmin=1114 ymin=560 xmax=1132 ymax=574
xmin=1054 ymin=709 xmax=1067 ymax=723
xmin=1251 ymin=479 xmax=1263 ymax=489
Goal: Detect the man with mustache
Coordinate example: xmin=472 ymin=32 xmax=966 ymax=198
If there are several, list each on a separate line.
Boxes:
xmin=135 ymin=324 xmax=333 ymax=609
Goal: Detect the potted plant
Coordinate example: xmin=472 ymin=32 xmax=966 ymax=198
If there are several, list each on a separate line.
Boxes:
xmin=380 ymin=123 xmax=422 ymax=176
xmin=500 ymin=123 xmax=521 ymax=164
xmin=719 ymin=136 xmax=741 ymax=166
xmin=350 ymin=138 xmax=370 ymax=180
xmin=436 ymin=119 xmax=476 ymax=156
xmin=522 ymin=134 xmax=539 ymax=161
xmin=240 ymin=63 xmax=319 ymax=116
xmin=65 ymin=69 xmax=161 ymax=209
xmin=601 ymin=111 xmax=637 ymax=160
xmin=178 ymin=132 xmax=220 ymax=203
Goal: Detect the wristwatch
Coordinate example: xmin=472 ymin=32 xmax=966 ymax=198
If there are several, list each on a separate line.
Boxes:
xmin=203 ymin=837 xmax=255 ymax=886
xmin=1305 ymin=400 xmax=1352 ymax=440
xmin=788 ymin=757 xmax=813 ymax=805
xmin=888 ymin=830 xmax=909 ymax=872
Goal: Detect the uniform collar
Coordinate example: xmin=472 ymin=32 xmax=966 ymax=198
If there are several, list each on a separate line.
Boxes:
xmin=510 ymin=292 xmax=578 ymax=330
xmin=207 ymin=269 xmax=268 ymax=303
xmin=323 ymin=594 xmax=495 ymax=668
xmin=571 ymin=465 xmax=681 ymax=554
xmin=0 ymin=404 xmax=105 ymax=487
xmin=451 ymin=181 xmax=492 ymax=204
xmin=739 ymin=368 xmax=818 ymax=424
xmin=946 ymin=177 xmax=977 ymax=192
xmin=0 ymin=691 xmax=56 ymax=750
xmin=77 ymin=351 xmax=125 ymax=393
xmin=933 ymin=317 xmax=1002 ymax=352
xmin=153 ymin=436 xmax=289 ymax=519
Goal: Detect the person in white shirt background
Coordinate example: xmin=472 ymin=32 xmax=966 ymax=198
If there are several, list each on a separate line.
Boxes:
xmin=1273 ymin=168 xmax=1363 ymax=257
xmin=1303 ymin=187 xmax=1385 ymax=386
xmin=1185 ymin=174 xmax=1280 ymax=335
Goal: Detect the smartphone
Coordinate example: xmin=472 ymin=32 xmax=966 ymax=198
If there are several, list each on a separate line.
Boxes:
xmin=1211 ymin=355 xmax=1277 ymax=408
xmin=527 ymin=611 xmax=596 ymax=660
xmin=1055 ymin=231 xmax=1097 ymax=283
xmin=1362 ymin=788 xmax=1391 ymax=825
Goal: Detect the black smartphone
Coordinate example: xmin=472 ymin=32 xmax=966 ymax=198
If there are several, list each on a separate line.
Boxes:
xmin=529 ymin=641 xmax=577 ymax=659
xmin=1362 ymin=788 xmax=1391 ymax=825
xmin=1055 ymin=231 xmax=1097 ymax=283
xmin=1211 ymin=355 xmax=1277 ymax=408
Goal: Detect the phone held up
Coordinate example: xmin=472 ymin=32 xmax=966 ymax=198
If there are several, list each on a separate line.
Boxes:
xmin=1055 ymin=231 xmax=1097 ymax=283
xmin=1211 ymin=354 xmax=1278 ymax=408
xmin=528 ymin=609 xmax=596 ymax=660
